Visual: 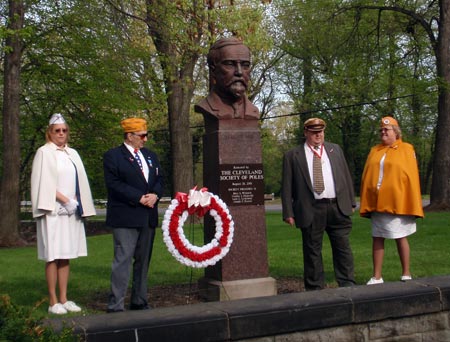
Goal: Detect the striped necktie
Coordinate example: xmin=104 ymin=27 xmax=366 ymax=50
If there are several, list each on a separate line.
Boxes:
xmin=134 ymin=149 xmax=143 ymax=171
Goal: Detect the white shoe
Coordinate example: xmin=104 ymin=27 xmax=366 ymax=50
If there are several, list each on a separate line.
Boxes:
xmin=48 ymin=303 xmax=68 ymax=315
xmin=367 ymin=277 xmax=384 ymax=285
xmin=62 ymin=301 xmax=82 ymax=312
xmin=401 ymin=275 xmax=412 ymax=281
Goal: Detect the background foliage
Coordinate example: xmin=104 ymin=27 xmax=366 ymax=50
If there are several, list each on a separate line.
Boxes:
xmin=0 ymin=0 xmax=446 ymax=231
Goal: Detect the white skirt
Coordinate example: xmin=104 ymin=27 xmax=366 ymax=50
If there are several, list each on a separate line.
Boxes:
xmin=36 ymin=212 xmax=87 ymax=262
xmin=371 ymin=212 xmax=416 ymax=239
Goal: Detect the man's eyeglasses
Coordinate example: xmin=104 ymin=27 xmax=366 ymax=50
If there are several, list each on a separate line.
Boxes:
xmin=53 ymin=128 xmax=68 ymax=134
xmin=132 ymin=132 xmax=149 ymax=139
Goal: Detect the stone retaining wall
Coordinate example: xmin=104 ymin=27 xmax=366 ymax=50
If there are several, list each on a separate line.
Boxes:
xmin=48 ymin=275 xmax=450 ymax=341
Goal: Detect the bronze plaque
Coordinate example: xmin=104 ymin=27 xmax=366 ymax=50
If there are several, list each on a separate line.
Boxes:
xmin=219 ymin=164 xmax=264 ymax=206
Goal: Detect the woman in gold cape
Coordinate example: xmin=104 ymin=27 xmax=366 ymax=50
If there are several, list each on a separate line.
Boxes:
xmin=360 ymin=116 xmax=423 ymax=285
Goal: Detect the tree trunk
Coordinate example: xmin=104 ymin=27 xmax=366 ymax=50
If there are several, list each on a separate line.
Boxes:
xmin=349 ymin=2 xmax=450 ymax=210
xmin=167 ymin=80 xmax=195 ymax=194
xmin=144 ymin=0 xmax=203 ymax=195
xmin=0 ymin=0 xmax=25 ymax=246
xmin=428 ymin=0 xmax=450 ymax=210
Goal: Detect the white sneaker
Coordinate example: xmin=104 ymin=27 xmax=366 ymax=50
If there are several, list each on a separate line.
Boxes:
xmin=62 ymin=301 xmax=82 ymax=312
xmin=48 ymin=303 xmax=68 ymax=315
xmin=367 ymin=277 xmax=384 ymax=285
xmin=401 ymin=275 xmax=412 ymax=281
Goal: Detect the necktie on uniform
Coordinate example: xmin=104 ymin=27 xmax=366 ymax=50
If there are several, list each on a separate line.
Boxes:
xmin=70 ymin=160 xmax=83 ymax=216
xmin=313 ymin=146 xmax=325 ymax=194
xmin=134 ymin=149 xmax=143 ymax=171
xmin=74 ymin=167 xmax=84 ymax=216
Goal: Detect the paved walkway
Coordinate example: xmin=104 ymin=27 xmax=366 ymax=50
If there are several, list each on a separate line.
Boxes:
xmin=94 ymin=204 xmax=282 ymax=216
xmin=94 ymin=199 xmax=430 ymax=216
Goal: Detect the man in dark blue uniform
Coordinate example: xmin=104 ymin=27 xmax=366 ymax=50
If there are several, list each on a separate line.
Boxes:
xmin=103 ymin=117 xmax=163 ymax=312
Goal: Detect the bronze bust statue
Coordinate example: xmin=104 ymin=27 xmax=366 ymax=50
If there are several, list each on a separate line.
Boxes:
xmin=195 ymin=37 xmax=260 ymax=120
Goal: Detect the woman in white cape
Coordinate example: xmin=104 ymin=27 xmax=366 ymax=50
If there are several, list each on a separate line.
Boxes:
xmin=31 ymin=113 xmax=96 ymax=314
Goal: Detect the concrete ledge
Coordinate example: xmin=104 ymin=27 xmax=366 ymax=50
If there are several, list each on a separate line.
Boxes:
xmin=48 ymin=275 xmax=450 ymax=341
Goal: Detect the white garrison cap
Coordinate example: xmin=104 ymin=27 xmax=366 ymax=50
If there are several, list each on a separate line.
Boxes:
xmin=49 ymin=113 xmax=66 ymax=125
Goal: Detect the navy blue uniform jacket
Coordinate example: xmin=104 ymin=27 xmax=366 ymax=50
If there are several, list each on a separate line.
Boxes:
xmin=103 ymin=144 xmax=164 ymax=228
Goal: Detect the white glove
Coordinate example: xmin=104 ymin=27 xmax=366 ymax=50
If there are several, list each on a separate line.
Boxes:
xmin=63 ymin=198 xmax=79 ymax=216
xmin=57 ymin=205 xmax=69 ymax=216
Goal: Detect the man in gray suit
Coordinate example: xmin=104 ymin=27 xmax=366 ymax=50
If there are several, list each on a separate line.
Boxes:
xmin=281 ymin=118 xmax=356 ymax=290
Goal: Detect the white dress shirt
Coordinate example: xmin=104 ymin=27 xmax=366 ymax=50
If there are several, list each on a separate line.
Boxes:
xmin=124 ymin=143 xmax=149 ymax=182
xmin=304 ymin=143 xmax=337 ymax=199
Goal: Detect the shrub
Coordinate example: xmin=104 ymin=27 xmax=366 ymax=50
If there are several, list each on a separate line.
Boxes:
xmin=0 ymin=295 xmax=78 ymax=342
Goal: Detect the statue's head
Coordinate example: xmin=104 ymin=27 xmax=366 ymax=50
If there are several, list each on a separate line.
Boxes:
xmin=207 ymin=37 xmax=251 ymax=102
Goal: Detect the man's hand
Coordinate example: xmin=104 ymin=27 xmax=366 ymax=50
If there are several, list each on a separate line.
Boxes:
xmin=140 ymin=193 xmax=158 ymax=208
xmin=284 ymin=217 xmax=295 ymax=226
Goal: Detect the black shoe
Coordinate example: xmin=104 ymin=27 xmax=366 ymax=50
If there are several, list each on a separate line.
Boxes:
xmin=338 ymin=281 xmax=356 ymax=287
xmin=129 ymin=303 xmax=151 ymax=310
xmin=106 ymin=308 xmax=124 ymax=313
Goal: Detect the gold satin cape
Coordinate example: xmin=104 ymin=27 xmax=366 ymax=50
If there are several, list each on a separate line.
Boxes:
xmin=359 ymin=139 xmax=424 ymax=218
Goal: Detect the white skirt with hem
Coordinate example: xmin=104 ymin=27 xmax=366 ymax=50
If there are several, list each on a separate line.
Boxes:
xmin=371 ymin=212 xmax=416 ymax=239
xmin=36 ymin=212 xmax=87 ymax=262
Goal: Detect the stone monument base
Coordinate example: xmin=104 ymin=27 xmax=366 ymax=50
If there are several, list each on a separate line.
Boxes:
xmin=198 ymin=277 xmax=277 ymax=302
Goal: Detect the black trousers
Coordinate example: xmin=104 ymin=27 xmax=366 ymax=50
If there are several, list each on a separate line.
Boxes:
xmin=300 ymin=202 xmax=355 ymax=290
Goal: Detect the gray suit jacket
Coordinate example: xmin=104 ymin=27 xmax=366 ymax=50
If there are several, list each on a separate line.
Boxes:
xmin=281 ymin=141 xmax=355 ymax=228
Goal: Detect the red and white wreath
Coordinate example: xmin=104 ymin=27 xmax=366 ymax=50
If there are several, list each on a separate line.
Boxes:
xmin=162 ymin=187 xmax=234 ymax=268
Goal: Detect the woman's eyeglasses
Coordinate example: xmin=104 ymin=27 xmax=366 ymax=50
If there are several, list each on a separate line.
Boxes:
xmin=132 ymin=133 xmax=149 ymax=140
xmin=53 ymin=128 xmax=68 ymax=134
xmin=379 ymin=128 xmax=393 ymax=133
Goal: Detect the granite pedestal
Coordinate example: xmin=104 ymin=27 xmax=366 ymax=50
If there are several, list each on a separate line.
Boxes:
xmin=199 ymin=116 xmax=276 ymax=301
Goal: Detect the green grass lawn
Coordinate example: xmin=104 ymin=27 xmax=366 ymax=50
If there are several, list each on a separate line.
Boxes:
xmin=266 ymin=211 xmax=450 ymax=285
xmin=1 ymin=211 xmax=449 ymax=317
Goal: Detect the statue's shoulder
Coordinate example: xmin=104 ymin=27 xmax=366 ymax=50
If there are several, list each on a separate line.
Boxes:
xmin=194 ymin=95 xmax=215 ymax=115
xmin=195 ymin=93 xmax=231 ymax=118
xmin=244 ymin=98 xmax=260 ymax=120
